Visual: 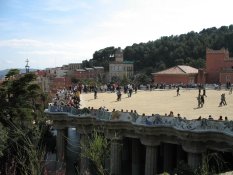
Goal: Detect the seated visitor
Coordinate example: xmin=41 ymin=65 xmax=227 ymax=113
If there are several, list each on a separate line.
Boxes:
xmin=208 ymin=115 xmax=213 ymax=120
xmin=218 ymin=116 xmax=223 ymax=121
xmin=168 ymin=111 xmax=174 ymax=117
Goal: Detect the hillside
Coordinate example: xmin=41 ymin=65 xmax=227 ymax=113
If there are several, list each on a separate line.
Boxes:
xmin=85 ymin=25 xmax=233 ymax=74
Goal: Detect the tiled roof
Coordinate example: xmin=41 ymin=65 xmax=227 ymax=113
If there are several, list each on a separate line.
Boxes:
xmin=152 ymin=65 xmax=198 ymax=75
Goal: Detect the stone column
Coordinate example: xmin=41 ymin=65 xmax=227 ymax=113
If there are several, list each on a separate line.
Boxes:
xmin=110 ymin=138 xmax=123 ymax=175
xmin=182 ymin=142 xmax=206 ymax=170
xmin=140 ymin=138 xmax=160 ymax=175
xmin=132 ymin=139 xmax=140 ymax=175
xmin=122 ymin=138 xmax=131 ymax=175
xmin=80 ymin=134 xmax=90 ymax=174
xmin=176 ymin=145 xmax=186 ymax=167
xmin=187 ymin=152 xmax=202 ymax=169
xmin=145 ymin=145 xmax=158 ymax=175
xmin=163 ymin=143 xmax=175 ymax=174
xmin=56 ymin=128 xmax=65 ymax=162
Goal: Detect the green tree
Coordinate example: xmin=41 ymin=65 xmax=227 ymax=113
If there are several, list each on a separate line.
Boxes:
xmin=121 ymin=74 xmax=130 ymax=85
xmin=71 ymin=76 xmax=80 ymax=84
xmin=92 ymin=47 xmax=116 ymax=71
xmin=78 ymin=130 xmax=110 ymax=175
xmin=0 ymin=123 xmax=7 ymax=157
xmin=0 ymin=69 xmax=49 ymax=174
xmin=84 ymin=24 xmax=233 ymax=72
xmin=133 ymin=73 xmax=152 ymax=85
xmin=111 ymin=76 xmax=121 ymax=84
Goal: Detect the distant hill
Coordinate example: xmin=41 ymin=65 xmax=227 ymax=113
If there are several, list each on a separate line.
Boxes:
xmin=87 ymin=24 xmax=233 ymax=74
xmin=0 ymin=69 xmax=38 ymax=79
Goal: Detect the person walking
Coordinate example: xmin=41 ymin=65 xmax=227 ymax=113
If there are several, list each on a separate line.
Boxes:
xmin=219 ymin=93 xmax=227 ymax=106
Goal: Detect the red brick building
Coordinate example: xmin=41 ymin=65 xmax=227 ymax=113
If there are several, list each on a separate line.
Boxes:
xmin=206 ymin=48 xmax=233 ymax=84
xmin=152 ymin=48 xmax=233 ymax=85
xmin=73 ymin=69 xmax=88 ymax=80
xmin=73 ymin=67 xmax=104 ymax=80
xmin=50 ymin=77 xmax=72 ymax=93
xmin=152 ymin=65 xmax=198 ymax=84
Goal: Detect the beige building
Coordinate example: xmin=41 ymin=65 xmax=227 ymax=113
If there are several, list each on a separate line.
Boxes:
xmin=109 ymin=47 xmax=134 ymax=82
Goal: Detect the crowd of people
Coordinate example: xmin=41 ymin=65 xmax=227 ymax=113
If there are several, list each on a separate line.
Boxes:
xmin=52 ymin=85 xmax=82 ymax=109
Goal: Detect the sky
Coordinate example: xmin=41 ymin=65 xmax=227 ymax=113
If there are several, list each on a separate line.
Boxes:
xmin=0 ymin=0 xmax=232 ymax=70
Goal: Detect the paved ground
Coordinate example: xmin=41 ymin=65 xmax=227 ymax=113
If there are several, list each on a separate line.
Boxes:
xmin=80 ymin=88 xmax=233 ymax=120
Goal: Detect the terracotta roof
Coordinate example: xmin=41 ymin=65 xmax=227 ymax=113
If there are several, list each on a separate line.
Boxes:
xmin=152 ymin=65 xmax=198 ymax=75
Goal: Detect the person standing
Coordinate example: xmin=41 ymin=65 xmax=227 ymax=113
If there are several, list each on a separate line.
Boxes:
xmin=116 ymin=89 xmax=121 ymax=101
xmin=200 ymin=95 xmax=205 ymax=107
xmin=198 ymin=86 xmax=201 ymax=96
xmin=197 ymin=95 xmax=201 ymax=108
xmin=203 ymin=88 xmax=207 ymax=97
xmin=94 ymin=87 xmax=97 ymax=99
xmin=229 ymin=86 xmax=232 ymax=95
xmin=177 ymin=86 xmax=180 ymax=96
xmin=222 ymin=93 xmax=227 ymax=105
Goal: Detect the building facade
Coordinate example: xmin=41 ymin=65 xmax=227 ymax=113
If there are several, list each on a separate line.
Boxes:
xmin=34 ymin=70 xmax=50 ymax=93
xmin=206 ymin=48 xmax=233 ymax=84
xmin=62 ymin=63 xmax=82 ymax=71
xmin=72 ymin=67 xmax=104 ymax=80
xmin=109 ymin=47 xmax=134 ymax=82
xmin=152 ymin=48 xmax=233 ymax=85
xmin=152 ymin=65 xmax=198 ymax=84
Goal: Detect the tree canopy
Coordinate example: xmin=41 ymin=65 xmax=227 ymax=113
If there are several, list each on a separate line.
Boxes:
xmin=0 ymin=70 xmax=49 ymax=174
xmin=85 ymin=25 xmax=233 ymax=74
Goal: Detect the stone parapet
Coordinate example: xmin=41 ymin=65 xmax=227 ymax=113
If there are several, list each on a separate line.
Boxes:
xmin=45 ymin=109 xmax=233 ymax=152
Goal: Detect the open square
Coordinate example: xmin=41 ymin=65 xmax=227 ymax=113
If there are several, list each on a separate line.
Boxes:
xmin=81 ymin=89 xmax=233 ymax=120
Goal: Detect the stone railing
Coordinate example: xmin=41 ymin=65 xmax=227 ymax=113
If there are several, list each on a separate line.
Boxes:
xmin=45 ymin=106 xmax=233 ymax=137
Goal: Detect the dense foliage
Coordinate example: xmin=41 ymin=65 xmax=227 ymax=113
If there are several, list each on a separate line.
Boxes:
xmin=84 ymin=25 xmax=233 ymax=74
xmin=0 ymin=70 xmax=50 ymax=174
xmin=79 ymin=130 xmax=110 ymax=175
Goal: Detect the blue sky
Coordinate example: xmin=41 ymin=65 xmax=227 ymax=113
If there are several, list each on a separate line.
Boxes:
xmin=0 ymin=0 xmax=232 ymax=70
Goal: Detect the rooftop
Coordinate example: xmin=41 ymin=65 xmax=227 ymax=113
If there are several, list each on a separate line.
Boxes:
xmin=152 ymin=65 xmax=198 ymax=75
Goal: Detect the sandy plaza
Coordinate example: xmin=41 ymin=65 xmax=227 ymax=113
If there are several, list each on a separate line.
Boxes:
xmin=80 ymin=88 xmax=233 ymax=120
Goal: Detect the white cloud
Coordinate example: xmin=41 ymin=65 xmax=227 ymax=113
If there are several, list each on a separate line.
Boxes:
xmin=1 ymin=0 xmax=233 ymax=70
